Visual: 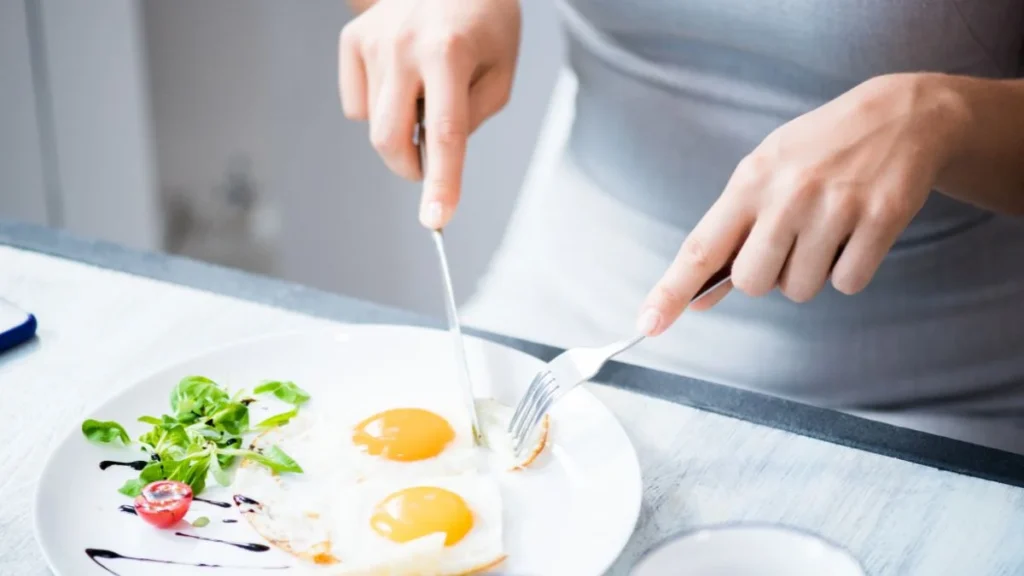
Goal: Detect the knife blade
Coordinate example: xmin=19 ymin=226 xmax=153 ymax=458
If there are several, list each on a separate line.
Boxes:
xmin=415 ymin=100 xmax=483 ymax=444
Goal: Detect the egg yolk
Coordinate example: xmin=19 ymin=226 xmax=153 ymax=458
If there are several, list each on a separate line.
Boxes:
xmin=351 ymin=408 xmax=455 ymax=462
xmin=370 ymin=486 xmax=474 ymax=546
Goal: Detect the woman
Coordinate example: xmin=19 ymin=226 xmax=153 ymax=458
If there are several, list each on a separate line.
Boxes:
xmin=339 ymin=1 xmax=1024 ymax=453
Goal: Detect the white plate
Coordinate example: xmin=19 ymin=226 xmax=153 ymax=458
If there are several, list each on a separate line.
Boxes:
xmin=632 ymin=523 xmax=866 ymax=576
xmin=34 ymin=324 xmax=642 ymax=576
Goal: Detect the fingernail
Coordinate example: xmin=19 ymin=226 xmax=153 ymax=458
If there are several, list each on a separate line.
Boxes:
xmin=420 ymin=201 xmax=444 ymax=229
xmin=636 ymin=308 xmax=663 ymax=336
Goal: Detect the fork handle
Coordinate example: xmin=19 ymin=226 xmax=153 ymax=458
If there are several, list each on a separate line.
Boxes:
xmin=693 ymin=259 xmax=733 ymax=304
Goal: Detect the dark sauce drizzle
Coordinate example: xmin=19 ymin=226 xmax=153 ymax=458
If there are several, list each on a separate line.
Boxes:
xmin=194 ymin=497 xmax=232 ymax=508
xmin=98 ymin=460 xmax=148 ymax=471
xmin=117 ymin=505 xmax=137 ymax=516
xmin=175 ymin=531 xmax=270 ymax=552
xmin=85 ymin=549 xmax=286 ymax=576
xmin=234 ymin=494 xmax=261 ymax=507
xmin=223 ymin=519 xmax=239 ymax=524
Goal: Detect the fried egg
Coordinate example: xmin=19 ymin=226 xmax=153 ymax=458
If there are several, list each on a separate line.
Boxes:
xmin=345 ymin=406 xmax=480 ymax=480
xmin=231 ymin=383 xmax=550 ymax=572
xmin=322 ymin=377 xmax=483 ymax=481
xmin=317 ymin=474 xmax=506 ymax=575
xmin=475 ymin=398 xmax=550 ymax=471
xmin=234 ymin=450 xmax=506 ymax=575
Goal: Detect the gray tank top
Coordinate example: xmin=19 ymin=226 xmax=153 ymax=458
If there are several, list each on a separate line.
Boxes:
xmin=556 ymin=1 xmax=1024 ymax=413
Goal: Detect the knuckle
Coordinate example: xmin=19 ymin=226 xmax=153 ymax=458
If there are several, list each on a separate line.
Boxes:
xmin=433 ymin=116 xmax=467 ymax=147
xmin=732 ymin=152 xmax=769 ymax=189
xmin=426 ymin=31 xmax=471 ymax=63
xmin=864 ymin=193 xmax=907 ymax=229
xmin=779 ymin=167 xmax=820 ymax=204
xmin=339 ymin=24 xmax=359 ymax=51
xmin=393 ymin=26 xmax=416 ymax=51
xmin=370 ymin=125 xmax=401 ymax=154
xmin=885 ymin=192 xmax=916 ymax=221
xmin=826 ymin=195 xmax=858 ymax=228
xmin=425 ymin=177 xmax=457 ymax=199
xmin=361 ymin=37 xmax=380 ymax=61
xmin=679 ymin=235 xmax=712 ymax=271
xmin=652 ymin=282 xmax=687 ymax=310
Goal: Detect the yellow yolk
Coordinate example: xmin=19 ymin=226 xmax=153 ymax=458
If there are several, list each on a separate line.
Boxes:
xmin=351 ymin=408 xmax=455 ymax=462
xmin=370 ymin=486 xmax=474 ymax=546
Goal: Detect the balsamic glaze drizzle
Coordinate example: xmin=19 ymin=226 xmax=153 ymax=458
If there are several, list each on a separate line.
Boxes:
xmin=223 ymin=519 xmax=239 ymax=524
xmin=233 ymin=494 xmax=261 ymax=507
xmin=98 ymin=460 xmax=148 ymax=471
xmin=194 ymin=497 xmax=232 ymax=508
xmin=175 ymin=531 xmax=270 ymax=552
xmin=117 ymin=505 xmax=137 ymax=516
xmin=85 ymin=548 xmax=286 ymax=576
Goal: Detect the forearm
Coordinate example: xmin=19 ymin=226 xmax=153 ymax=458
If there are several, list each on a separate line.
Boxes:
xmin=346 ymin=0 xmax=376 ymax=14
xmin=932 ymin=74 xmax=1024 ymax=215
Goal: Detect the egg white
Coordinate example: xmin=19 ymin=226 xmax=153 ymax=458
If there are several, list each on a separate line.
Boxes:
xmin=231 ymin=383 xmax=548 ymax=571
xmin=475 ymin=398 xmax=550 ymax=471
xmin=232 ymin=408 xmax=497 ymax=568
xmin=310 ymin=473 xmax=507 ymax=575
xmin=322 ymin=376 xmax=483 ymax=481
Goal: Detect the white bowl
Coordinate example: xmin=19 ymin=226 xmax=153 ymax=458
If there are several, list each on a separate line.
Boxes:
xmin=632 ymin=523 xmax=866 ymax=576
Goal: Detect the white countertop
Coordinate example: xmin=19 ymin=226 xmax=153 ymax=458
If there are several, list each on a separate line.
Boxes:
xmin=2 ymin=244 xmax=1024 ymax=575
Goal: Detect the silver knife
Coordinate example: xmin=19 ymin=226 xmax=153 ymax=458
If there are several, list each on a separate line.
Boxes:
xmin=415 ymin=100 xmax=483 ymax=444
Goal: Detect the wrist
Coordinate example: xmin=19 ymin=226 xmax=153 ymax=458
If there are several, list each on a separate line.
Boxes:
xmin=900 ymin=73 xmax=974 ymax=190
xmin=866 ymin=73 xmax=972 ymax=184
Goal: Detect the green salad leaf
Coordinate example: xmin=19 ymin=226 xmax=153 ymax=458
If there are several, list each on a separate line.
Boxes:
xmin=254 ymin=407 xmax=299 ymax=430
xmin=221 ymin=445 xmax=303 ymax=475
xmin=253 ymin=380 xmax=310 ymax=406
xmin=82 ymin=420 xmax=131 ymax=445
xmin=83 ymin=374 xmax=310 ymax=497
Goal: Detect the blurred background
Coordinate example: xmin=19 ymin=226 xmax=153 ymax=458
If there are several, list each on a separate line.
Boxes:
xmin=0 ymin=0 xmax=562 ymax=317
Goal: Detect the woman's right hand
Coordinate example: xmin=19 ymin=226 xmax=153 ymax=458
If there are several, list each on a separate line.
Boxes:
xmin=339 ymin=0 xmax=521 ymax=229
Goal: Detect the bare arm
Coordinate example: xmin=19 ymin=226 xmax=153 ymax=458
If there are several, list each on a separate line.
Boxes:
xmin=932 ymin=74 xmax=1024 ymax=216
xmin=346 ymin=0 xmax=376 ymax=14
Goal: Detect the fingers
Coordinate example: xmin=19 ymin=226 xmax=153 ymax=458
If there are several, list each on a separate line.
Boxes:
xmin=370 ymin=66 xmax=422 ymax=181
xmin=637 ymin=197 xmax=752 ymax=336
xmin=831 ymin=193 xmax=912 ymax=295
xmin=468 ymin=69 xmax=513 ymax=133
xmin=338 ymin=26 xmax=368 ymax=120
xmin=730 ymin=213 xmax=797 ymax=298
xmin=420 ymin=56 xmax=471 ymax=229
xmin=778 ymin=202 xmax=854 ymax=302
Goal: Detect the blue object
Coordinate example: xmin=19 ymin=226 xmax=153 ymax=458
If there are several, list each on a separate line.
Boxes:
xmin=0 ymin=298 xmax=37 ymax=355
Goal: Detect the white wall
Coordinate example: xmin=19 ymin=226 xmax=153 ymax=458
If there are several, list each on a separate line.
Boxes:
xmin=144 ymin=0 xmax=564 ymax=317
xmin=0 ymin=0 xmax=162 ymax=251
xmin=0 ymin=0 xmax=52 ymax=225
xmin=37 ymin=0 xmax=162 ymax=250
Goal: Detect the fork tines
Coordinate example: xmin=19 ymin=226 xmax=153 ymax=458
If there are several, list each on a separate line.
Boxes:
xmin=508 ymin=370 xmax=557 ymax=455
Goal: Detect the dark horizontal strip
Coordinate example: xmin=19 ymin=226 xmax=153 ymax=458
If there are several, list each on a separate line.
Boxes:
xmin=3 ymin=218 xmax=1024 ymax=488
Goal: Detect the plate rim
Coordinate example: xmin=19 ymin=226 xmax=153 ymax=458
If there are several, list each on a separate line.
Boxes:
xmin=632 ymin=521 xmax=866 ymax=574
xmin=33 ymin=323 xmax=643 ymax=575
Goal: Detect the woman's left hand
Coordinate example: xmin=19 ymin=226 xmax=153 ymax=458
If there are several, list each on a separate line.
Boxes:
xmin=636 ymin=73 xmax=965 ymax=337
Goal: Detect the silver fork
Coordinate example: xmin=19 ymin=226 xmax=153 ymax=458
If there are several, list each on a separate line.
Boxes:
xmin=507 ymin=261 xmax=734 ymax=455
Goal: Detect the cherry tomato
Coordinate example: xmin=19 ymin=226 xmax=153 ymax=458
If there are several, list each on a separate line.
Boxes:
xmin=133 ymin=480 xmax=193 ymax=528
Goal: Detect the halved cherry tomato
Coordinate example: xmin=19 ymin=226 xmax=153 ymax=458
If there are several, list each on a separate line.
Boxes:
xmin=133 ymin=480 xmax=193 ymax=528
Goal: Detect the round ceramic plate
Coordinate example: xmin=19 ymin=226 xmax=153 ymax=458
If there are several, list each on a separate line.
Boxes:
xmin=34 ymin=325 xmax=642 ymax=576
xmin=632 ymin=523 xmax=865 ymax=576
